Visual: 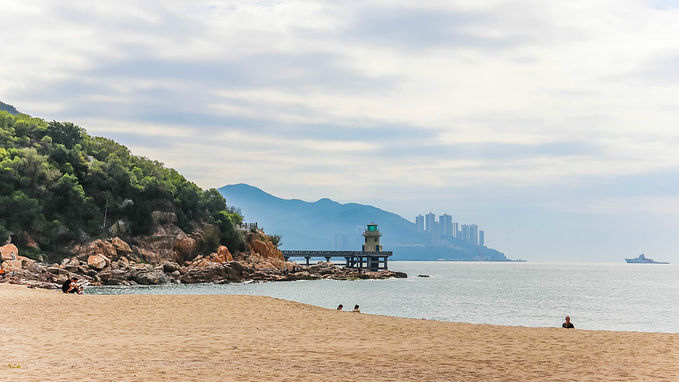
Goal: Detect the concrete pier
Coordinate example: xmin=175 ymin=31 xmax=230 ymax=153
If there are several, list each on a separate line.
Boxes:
xmin=281 ymin=250 xmax=392 ymax=271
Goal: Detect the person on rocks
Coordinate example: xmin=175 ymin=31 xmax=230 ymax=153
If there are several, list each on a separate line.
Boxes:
xmin=62 ymin=277 xmax=82 ymax=294
xmin=562 ymin=316 xmax=574 ymax=329
xmin=0 ymin=267 xmax=5 ymax=279
xmin=337 ymin=304 xmax=343 ymax=310
xmin=352 ymin=304 xmax=360 ymax=313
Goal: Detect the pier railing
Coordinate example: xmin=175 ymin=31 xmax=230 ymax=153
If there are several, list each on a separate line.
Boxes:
xmin=281 ymin=250 xmax=393 ymax=271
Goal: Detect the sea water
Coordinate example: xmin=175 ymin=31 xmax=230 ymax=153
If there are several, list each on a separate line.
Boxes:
xmin=86 ymin=262 xmax=679 ymax=333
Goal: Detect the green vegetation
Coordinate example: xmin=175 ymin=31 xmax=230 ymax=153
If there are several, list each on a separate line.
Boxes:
xmin=269 ymin=234 xmax=282 ymax=248
xmin=0 ymin=111 xmax=244 ymax=260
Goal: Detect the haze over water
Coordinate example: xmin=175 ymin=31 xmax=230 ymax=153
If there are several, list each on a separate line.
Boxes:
xmin=88 ymin=261 xmax=679 ymax=333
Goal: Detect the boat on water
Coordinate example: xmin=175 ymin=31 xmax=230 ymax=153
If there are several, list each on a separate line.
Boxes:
xmin=625 ymin=253 xmax=669 ymax=264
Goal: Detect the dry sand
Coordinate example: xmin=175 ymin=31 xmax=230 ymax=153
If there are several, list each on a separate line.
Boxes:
xmin=1 ymin=284 xmax=678 ymax=382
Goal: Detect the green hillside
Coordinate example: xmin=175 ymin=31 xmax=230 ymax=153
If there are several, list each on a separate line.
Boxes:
xmin=0 ymin=110 xmax=244 ymax=261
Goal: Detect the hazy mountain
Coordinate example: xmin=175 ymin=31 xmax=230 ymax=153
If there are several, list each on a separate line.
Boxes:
xmin=0 ymin=100 xmax=20 ymax=115
xmin=218 ymin=183 xmax=509 ymax=261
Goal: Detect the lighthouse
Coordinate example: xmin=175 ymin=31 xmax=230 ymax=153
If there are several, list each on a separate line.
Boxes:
xmin=362 ymin=223 xmax=382 ymax=252
xmin=281 ymin=222 xmax=393 ymax=271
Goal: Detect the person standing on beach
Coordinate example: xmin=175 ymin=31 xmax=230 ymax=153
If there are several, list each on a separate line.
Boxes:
xmin=562 ymin=316 xmax=574 ymax=328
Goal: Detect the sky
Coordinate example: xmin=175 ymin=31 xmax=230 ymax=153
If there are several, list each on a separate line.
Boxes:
xmin=2 ymin=0 xmax=679 ymax=262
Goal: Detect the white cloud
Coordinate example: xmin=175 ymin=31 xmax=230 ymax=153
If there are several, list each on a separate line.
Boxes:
xmin=3 ymin=0 xmax=679 ymax=260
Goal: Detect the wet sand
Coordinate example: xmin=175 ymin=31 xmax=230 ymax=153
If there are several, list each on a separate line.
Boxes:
xmin=1 ymin=283 xmax=678 ymax=381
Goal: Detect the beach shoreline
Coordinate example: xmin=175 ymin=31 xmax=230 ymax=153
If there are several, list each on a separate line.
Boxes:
xmin=2 ymin=283 xmax=678 ymax=381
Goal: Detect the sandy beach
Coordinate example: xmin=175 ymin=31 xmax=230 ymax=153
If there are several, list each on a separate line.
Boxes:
xmin=1 ymin=284 xmax=678 ymax=381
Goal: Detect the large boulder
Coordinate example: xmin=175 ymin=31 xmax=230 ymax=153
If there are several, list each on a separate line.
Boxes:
xmin=180 ymin=263 xmax=227 ymax=283
xmin=72 ymin=239 xmax=120 ymax=261
xmin=132 ymin=270 xmax=170 ymax=285
xmin=178 ymin=262 xmax=249 ymax=283
xmin=173 ymin=235 xmax=198 ymax=263
xmin=1 ymin=259 xmax=22 ymax=271
xmin=308 ymin=262 xmax=340 ymax=275
xmin=216 ymin=246 xmax=233 ymax=262
xmin=98 ymin=270 xmax=132 ymax=286
xmin=162 ymin=261 xmax=181 ymax=273
xmin=111 ymin=237 xmax=133 ymax=256
xmin=249 ymin=239 xmax=284 ymax=260
xmin=109 ymin=220 xmax=128 ymax=236
xmin=87 ymin=254 xmax=110 ymax=271
xmin=23 ymin=259 xmax=43 ymax=274
xmin=0 ymin=244 xmax=19 ymax=261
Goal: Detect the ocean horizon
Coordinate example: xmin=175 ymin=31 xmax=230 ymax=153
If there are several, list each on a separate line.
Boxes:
xmin=87 ymin=261 xmax=679 ymax=333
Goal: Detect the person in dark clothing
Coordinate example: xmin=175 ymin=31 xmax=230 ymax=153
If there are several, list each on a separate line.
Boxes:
xmin=61 ymin=277 xmax=81 ymax=294
xmin=337 ymin=304 xmax=343 ymax=310
xmin=562 ymin=316 xmax=574 ymax=328
xmin=61 ymin=279 xmax=70 ymax=293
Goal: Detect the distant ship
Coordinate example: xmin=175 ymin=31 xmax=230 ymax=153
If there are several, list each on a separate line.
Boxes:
xmin=625 ymin=253 xmax=669 ymax=264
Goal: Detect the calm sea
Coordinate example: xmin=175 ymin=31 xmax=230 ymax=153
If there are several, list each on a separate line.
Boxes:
xmin=86 ymin=261 xmax=679 ymax=333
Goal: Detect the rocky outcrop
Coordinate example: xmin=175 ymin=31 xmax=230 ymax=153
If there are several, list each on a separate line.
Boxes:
xmin=151 ymin=211 xmax=177 ymax=225
xmin=1 ymin=222 xmax=407 ymax=289
xmin=72 ymin=239 xmax=120 ymax=262
xmin=248 ymin=239 xmax=284 ymax=260
xmin=131 ymin=223 xmax=207 ymax=264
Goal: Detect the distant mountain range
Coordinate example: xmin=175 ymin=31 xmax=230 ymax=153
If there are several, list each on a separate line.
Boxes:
xmin=0 ymin=100 xmax=20 ymax=115
xmin=218 ymin=183 xmax=509 ymax=261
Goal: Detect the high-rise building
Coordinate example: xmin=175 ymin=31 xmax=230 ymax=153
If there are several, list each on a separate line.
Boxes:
xmin=461 ymin=224 xmax=470 ymax=243
xmin=479 ymin=230 xmax=485 ymax=247
xmin=469 ymin=224 xmax=478 ymax=246
xmin=439 ymin=214 xmax=453 ymax=237
xmin=452 ymin=222 xmax=459 ymax=238
xmin=415 ymin=214 xmax=424 ymax=233
xmin=425 ymin=212 xmax=436 ymax=233
xmin=430 ymin=221 xmax=440 ymax=246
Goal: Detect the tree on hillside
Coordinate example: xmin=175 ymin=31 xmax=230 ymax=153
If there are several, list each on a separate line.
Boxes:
xmin=0 ymin=111 xmax=248 ymax=260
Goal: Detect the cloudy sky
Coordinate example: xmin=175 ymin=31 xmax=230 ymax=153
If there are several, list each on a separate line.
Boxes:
xmin=2 ymin=0 xmax=679 ymax=262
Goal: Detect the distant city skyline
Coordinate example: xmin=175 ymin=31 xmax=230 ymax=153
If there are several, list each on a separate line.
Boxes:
xmin=416 ymin=213 xmax=485 ymax=247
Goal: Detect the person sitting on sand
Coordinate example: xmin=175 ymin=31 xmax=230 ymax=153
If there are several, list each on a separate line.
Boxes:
xmin=61 ymin=277 xmax=82 ymax=294
xmin=337 ymin=304 xmax=343 ymax=310
xmin=562 ymin=316 xmax=574 ymax=329
xmin=353 ymin=304 xmax=360 ymax=313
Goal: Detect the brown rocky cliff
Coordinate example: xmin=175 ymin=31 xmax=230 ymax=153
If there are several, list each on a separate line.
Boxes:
xmin=248 ymin=238 xmax=284 ymax=260
xmin=131 ymin=217 xmax=211 ymax=264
